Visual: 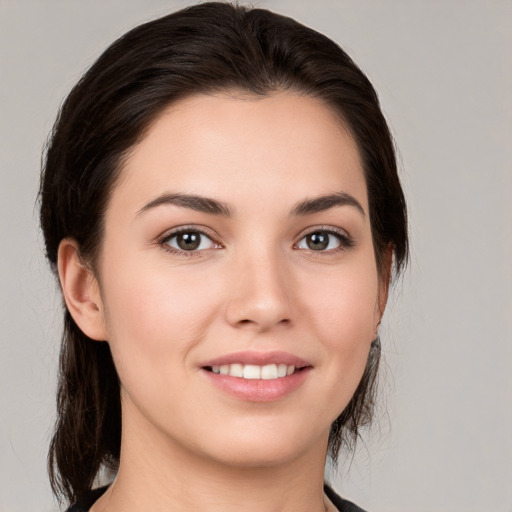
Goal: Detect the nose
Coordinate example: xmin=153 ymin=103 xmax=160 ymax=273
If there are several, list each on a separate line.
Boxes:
xmin=224 ymin=250 xmax=293 ymax=332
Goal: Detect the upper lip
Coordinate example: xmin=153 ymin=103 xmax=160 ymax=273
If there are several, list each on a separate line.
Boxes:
xmin=200 ymin=351 xmax=311 ymax=368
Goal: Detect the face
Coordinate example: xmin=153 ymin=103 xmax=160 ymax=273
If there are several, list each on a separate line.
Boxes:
xmin=93 ymin=92 xmax=385 ymax=467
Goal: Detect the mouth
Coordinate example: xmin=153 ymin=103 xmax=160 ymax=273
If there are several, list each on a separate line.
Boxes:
xmin=203 ymin=363 xmax=307 ymax=380
xmin=200 ymin=351 xmax=312 ymax=401
xmin=200 ymin=350 xmax=312 ymax=379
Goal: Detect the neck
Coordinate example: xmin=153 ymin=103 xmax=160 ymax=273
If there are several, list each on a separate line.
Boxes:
xmin=92 ymin=400 xmax=332 ymax=512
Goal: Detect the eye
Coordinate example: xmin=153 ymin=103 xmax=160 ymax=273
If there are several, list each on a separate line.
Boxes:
xmin=296 ymin=230 xmax=350 ymax=252
xmin=163 ymin=230 xmax=217 ymax=252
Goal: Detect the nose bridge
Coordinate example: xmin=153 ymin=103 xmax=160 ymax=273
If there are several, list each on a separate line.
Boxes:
xmin=225 ymin=241 xmax=293 ymax=330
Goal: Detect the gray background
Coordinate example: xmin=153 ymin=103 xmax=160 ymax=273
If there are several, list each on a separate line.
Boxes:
xmin=1 ymin=1 xmax=511 ymax=511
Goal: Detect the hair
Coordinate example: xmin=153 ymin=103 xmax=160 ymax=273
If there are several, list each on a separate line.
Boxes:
xmin=39 ymin=1 xmax=408 ymax=504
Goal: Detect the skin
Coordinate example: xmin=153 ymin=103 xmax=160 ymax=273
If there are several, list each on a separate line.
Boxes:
xmin=58 ymin=91 xmax=388 ymax=512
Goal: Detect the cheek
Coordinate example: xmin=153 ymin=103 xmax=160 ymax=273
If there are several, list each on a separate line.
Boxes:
xmin=304 ymin=263 xmax=380 ymax=342
xmin=299 ymin=261 xmax=379 ymax=399
xmin=99 ymin=260 xmax=220 ymax=374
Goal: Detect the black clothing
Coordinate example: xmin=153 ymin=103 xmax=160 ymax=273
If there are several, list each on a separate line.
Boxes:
xmin=324 ymin=485 xmax=368 ymax=512
xmin=66 ymin=486 xmax=108 ymax=511
xmin=66 ymin=484 xmax=368 ymax=511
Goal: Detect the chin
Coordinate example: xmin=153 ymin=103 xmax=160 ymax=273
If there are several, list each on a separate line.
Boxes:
xmin=193 ymin=423 xmax=328 ymax=469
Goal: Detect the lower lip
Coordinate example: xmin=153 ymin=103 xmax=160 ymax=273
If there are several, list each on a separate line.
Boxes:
xmin=201 ymin=368 xmax=311 ymax=402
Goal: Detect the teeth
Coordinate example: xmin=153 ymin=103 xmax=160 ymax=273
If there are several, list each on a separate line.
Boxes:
xmin=230 ymin=363 xmax=243 ymax=377
xmin=243 ymin=365 xmax=261 ymax=379
xmin=210 ymin=363 xmax=297 ymax=379
xmin=261 ymin=364 xmax=277 ymax=380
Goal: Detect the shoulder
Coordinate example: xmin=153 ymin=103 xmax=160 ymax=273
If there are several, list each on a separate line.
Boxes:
xmin=65 ymin=486 xmax=109 ymax=512
xmin=324 ymin=484 xmax=370 ymax=512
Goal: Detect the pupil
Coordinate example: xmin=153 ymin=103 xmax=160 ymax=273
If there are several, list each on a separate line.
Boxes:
xmin=307 ymin=232 xmax=328 ymax=250
xmin=177 ymin=232 xmax=200 ymax=250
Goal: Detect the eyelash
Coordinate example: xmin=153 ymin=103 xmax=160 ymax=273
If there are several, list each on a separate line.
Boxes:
xmin=294 ymin=226 xmax=354 ymax=254
xmin=158 ymin=225 xmax=353 ymax=257
xmin=159 ymin=226 xmax=222 ymax=258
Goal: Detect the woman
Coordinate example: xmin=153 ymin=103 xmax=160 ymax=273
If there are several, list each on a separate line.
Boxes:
xmin=39 ymin=2 xmax=408 ymax=511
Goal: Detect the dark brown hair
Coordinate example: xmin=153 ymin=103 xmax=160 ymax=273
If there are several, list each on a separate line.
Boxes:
xmin=39 ymin=2 xmax=408 ymax=504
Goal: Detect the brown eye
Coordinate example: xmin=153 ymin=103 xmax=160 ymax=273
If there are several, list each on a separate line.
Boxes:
xmin=297 ymin=230 xmax=345 ymax=252
xmin=165 ymin=231 xmax=215 ymax=252
xmin=176 ymin=232 xmax=201 ymax=250
xmin=306 ymin=232 xmax=329 ymax=250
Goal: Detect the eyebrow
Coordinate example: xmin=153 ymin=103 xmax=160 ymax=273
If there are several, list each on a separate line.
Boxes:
xmin=136 ymin=191 xmax=365 ymax=218
xmin=290 ymin=192 xmax=365 ymax=217
xmin=137 ymin=193 xmax=231 ymax=217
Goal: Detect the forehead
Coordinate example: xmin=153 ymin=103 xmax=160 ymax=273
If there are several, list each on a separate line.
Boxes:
xmin=114 ymin=91 xmax=367 ymax=214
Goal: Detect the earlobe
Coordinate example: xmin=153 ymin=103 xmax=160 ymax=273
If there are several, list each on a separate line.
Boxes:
xmin=57 ymin=238 xmax=108 ymax=341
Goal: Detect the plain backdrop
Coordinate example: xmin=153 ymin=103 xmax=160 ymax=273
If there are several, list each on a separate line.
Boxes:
xmin=1 ymin=1 xmax=511 ymax=511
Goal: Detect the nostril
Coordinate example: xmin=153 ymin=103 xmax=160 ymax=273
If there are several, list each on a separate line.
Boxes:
xmin=236 ymin=317 xmax=290 ymax=327
xmin=225 ymin=294 xmax=292 ymax=331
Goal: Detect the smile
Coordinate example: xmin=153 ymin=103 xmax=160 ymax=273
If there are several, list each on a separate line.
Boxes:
xmin=208 ymin=363 xmax=297 ymax=379
xmin=200 ymin=351 xmax=312 ymax=402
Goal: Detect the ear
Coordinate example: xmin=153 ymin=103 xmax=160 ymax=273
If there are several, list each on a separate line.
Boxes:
xmin=374 ymin=244 xmax=394 ymax=335
xmin=57 ymin=238 xmax=108 ymax=341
